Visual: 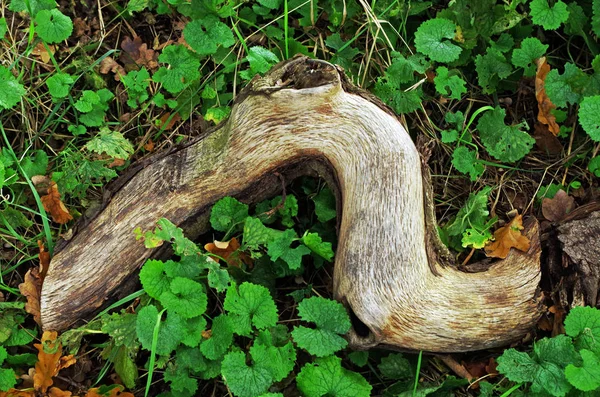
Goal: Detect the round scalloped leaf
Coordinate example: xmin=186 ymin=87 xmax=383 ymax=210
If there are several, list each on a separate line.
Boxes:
xmin=414 ymin=18 xmax=462 ymax=63
xmin=35 ymin=9 xmax=73 ymax=43
xmin=159 ymin=277 xmax=207 ymax=319
xmin=579 ymin=96 xmax=600 ymax=142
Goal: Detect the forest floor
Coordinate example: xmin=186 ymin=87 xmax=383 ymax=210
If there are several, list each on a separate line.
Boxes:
xmin=1 ymin=0 xmax=599 ymax=396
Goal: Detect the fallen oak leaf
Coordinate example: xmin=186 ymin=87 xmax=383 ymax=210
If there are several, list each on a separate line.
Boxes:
xmin=119 ymin=36 xmax=158 ymax=71
xmin=33 ymin=331 xmax=76 ymax=393
xmin=484 ymin=214 xmax=531 ymax=259
xmin=18 ymin=267 xmax=42 ymax=326
xmin=0 ymin=390 xmax=35 ymax=397
xmin=41 ymin=181 xmax=73 ymax=224
xmin=204 ymin=237 xmax=252 ymax=268
xmin=99 ymin=57 xmax=126 ymax=81
xmin=38 ymin=240 xmax=50 ymax=279
xmin=535 ymin=57 xmax=560 ymax=136
xmin=542 ymin=189 xmax=575 ymax=222
xmin=48 ymin=387 xmax=72 ymax=397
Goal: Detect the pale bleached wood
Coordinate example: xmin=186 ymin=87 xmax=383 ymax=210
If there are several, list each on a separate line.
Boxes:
xmin=41 ymin=57 xmax=542 ymax=352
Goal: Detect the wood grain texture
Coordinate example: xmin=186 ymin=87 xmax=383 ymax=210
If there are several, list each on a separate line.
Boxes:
xmin=41 ymin=56 xmax=542 ymax=352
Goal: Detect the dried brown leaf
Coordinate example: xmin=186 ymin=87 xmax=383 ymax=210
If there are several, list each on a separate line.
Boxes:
xmin=18 ymin=268 xmax=42 ymax=326
xmin=204 ymin=237 xmax=252 ymax=268
xmin=48 ymin=387 xmax=72 ymax=397
xmin=41 ymin=182 xmax=73 ymax=224
xmin=119 ymin=36 xmax=158 ymax=71
xmin=84 ymin=385 xmax=134 ymax=397
xmin=33 ymin=331 xmax=62 ymax=393
xmin=484 ymin=214 xmax=531 ymax=259
xmin=533 ymin=123 xmax=563 ymax=155
xmin=542 ymin=190 xmax=575 ymax=222
xmin=535 ymin=57 xmax=560 ymax=136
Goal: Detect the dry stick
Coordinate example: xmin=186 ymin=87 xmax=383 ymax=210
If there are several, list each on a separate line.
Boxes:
xmin=41 ymin=57 xmax=542 ymax=353
xmin=435 ymin=354 xmax=474 ymax=382
xmin=561 ymin=114 xmax=579 ymax=186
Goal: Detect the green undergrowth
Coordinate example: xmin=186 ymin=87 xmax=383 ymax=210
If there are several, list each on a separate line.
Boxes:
xmin=1 ymin=0 xmax=600 ymax=395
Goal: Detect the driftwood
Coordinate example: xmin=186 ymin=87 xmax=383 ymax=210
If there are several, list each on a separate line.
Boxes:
xmin=41 ymin=56 xmax=542 ymax=353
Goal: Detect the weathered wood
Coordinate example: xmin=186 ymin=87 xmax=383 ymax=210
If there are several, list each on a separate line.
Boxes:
xmin=41 ymin=56 xmax=542 ymax=352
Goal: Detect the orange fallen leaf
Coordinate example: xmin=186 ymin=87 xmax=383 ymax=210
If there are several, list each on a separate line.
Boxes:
xmin=31 ymin=42 xmax=55 ymax=64
xmin=0 ymin=390 xmax=35 ymax=397
xmin=204 ymin=238 xmax=252 ymax=268
xmin=33 ymin=331 xmax=76 ymax=393
xmin=48 ymin=387 xmax=72 ymax=397
xmin=84 ymin=385 xmax=134 ymax=397
xmin=484 ymin=214 xmax=531 ymax=259
xmin=18 ymin=267 xmax=42 ymax=326
xmin=535 ymin=57 xmax=560 ymax=136
xmin=158 ymin=112 xmax=181 ymax=131
xmin=107 ymin=158 xmax=126 ymax=168
xmin=99 ymin=57 xmax=126 ymax=81
xmin=38 ymin=240 xmax=51 ymax=280
xmin=542 ymin=189 xmax=575 ymax=222
xmin=41 ymin=182 xmax=73 ymax=224
xmin=143 ymin=140 xmax=155 ymax=152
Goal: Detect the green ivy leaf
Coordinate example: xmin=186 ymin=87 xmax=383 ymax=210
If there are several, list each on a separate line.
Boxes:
xmin=578 ymin=95 xmax=600 ymax=142
xmin=200 ymin=314 xmax=233 ymax=360
xmin=0 ymin=367 xmax=17 ymax=391
xmin=122 ymin=67 xmax=150 ymax=108
xmin=292 ymin=296 xmax=350 ymax=357
xmin=296 ymin=355 xmax=372 ymax=397
xmin=183 ymin=15 xmax=235 ymax=56
xmin=312 ymin=187 xmax=337 ymax=223
xmin=545 ymin=63 xmax=587 ymax=108
xmin=35 ymin=9 xmax=73 ymax=43
xmin=210 ymin=197 xmax=249 ymax=232
xmin=250 ymin=341 xmax=296 ymax=382
xmin=414 ymin=18 xmax=462 ymax=63
xmin=348 ymin=351 xmax=369 ymax=367
xmin=221 ymin=350 xmax=273 ymax=397
xmin=153 ymin=45 xmax=201 ymax=93
xmin=302 ymin=232 xmax=334 ymax=261
xmin=475 ymin=48 xmax=512 ymax=94
xmin=530 ymin=0 xmax=569 ymax=30
xmin=159 ymin=277 xmax=208 ymax=319
xmin=139 ymin=259 xmax=170 ymax=299
xmin=21 ymin=150 xmax=48 ymax=178
xmin=113 ymin=345 xmax=138 ymax=389
xmin=85 ymin=128 xmax=134 ymax=160
xmin=46 ymin=72 xmax=74 ymax=99
xmin=0 ymin=66 xmax=25 ymax=110
xmin=451 ymin=146 xmax=484 ymax=181
xmin=136 ymin=305 xmax=185 ymax=356
xmin=565 ymin=350 xmax=600 ymax=391
xmin=267 ymin=229 xmax=310 ymax=270
xmin=240 ymin=46 xmax=279 ymax=80
xmin=224 ymin=282 xmax=278 ymax=335
xmin=477 ymin=106 xmax=534 ymax=162
xmin=378 ymin=353 xmax=413 ymax=380
xmin=511 ymin=38 xmax=548 ymax=76
xmin=433 ymin=66 xmax=466 ymax=100
xmin=564 ymin=306 xmax=600 ymax=355
xmin=101 ymin=312 xmax=138 ymax=347
xmin=325 ymin=33 xmax=361 ymax=70
xmin=461 ymin=228 xmax=492 ymax=249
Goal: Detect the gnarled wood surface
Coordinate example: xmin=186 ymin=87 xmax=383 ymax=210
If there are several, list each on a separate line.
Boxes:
xmin=41 ymin=56 xmax=542 ymax=352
